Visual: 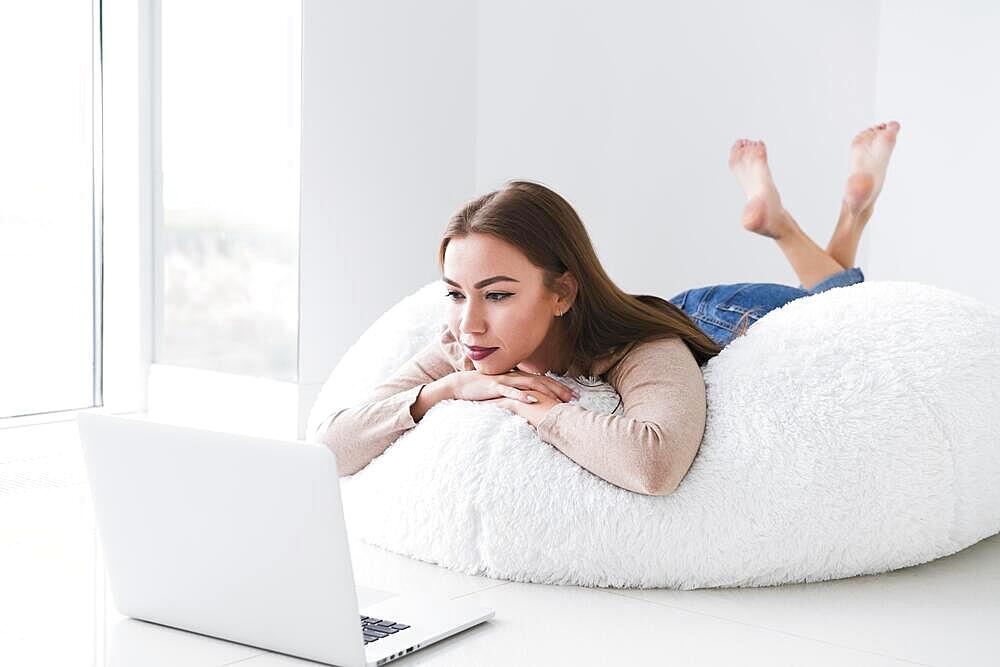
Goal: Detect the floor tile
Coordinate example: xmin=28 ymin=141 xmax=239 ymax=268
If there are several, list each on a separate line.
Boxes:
xmin=235 ymin=581 xmax=928 ymax=666
xmin=611 ymin=532 xmax=1000 ymax=667
xmin=347 ymin=531 xmax=511 ymax=602
xmin=106 ymin=617 xmax=265 ymax=667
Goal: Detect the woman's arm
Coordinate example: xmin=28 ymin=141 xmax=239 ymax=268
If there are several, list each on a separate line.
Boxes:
xmin=317 ymin=337 xmax=458 ymax=476
xmin=535 ymin=337 xmax=707 ymax=496
xmin=410 ymin=375 xmax=454 ymax=422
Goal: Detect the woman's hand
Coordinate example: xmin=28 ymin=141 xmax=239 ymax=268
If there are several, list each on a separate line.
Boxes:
xmin=481 ymin=390 xmax=565 ymax=429
xmin=445 ymin=369 xmax=578 ymax=429
xmin=447 ymin=369 xmax=578 ymax=404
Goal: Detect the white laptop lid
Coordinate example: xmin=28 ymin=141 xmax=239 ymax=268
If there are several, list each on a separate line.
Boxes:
xmin=77 ymin=412 xmax=368 ymax=667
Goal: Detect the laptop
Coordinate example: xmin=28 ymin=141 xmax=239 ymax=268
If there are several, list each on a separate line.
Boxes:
xmin=76 ymin=412 xmax=495 ymax=667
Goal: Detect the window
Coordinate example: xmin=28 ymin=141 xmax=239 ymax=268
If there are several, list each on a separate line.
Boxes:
xmin=0 ymin=1 xmax=100 ymax=419
xmin=156 ymin=0 xmax=300 ymax=382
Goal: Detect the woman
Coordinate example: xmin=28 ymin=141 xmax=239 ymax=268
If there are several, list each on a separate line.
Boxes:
xmin=318 ymin=121 xmax=900 ymax=496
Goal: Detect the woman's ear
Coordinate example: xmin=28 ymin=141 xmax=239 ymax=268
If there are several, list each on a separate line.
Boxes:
xmin=557 ymin=271 xmax=578 ymax=310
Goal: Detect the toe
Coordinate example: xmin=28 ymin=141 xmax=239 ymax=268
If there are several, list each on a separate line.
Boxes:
xmin=876 ymin=121 xmax=900 ymax=143
xmin=729 ymin=142 xmax=746 ymax=168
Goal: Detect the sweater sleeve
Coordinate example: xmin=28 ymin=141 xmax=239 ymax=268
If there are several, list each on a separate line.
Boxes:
xmin=317 ymin=333 xmax=459 ymax=476
xmin=535 ymin=336 xmax=707 ymax=496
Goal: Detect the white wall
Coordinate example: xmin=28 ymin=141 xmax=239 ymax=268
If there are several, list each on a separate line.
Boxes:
xmin=871 ymin=0 xmax=1000 ymax=307
xmin=297 ymin=0 xmax=478 ymax=435
xmin=474 ymin=0 xmax=881 ymax=295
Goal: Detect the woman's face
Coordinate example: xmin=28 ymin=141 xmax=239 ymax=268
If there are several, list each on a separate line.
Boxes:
xmin=442 ymin=234 xmax=573 ymax=376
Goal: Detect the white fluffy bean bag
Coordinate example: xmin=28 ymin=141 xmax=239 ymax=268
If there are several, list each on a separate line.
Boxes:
xmin=306 ymin=280 xmax=1000 ymax=589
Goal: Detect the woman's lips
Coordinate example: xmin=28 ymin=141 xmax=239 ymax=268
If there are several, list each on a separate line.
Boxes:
xmin=466 ymin=346 xmax=498 ymax=360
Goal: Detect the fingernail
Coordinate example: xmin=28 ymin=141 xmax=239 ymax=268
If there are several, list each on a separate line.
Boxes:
xmin=527 ymin=396 xmax=538 ymax=403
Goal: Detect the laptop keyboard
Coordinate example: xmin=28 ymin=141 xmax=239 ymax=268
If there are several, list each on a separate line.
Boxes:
xmin=361 ymin=615 xmax=410 ymax=644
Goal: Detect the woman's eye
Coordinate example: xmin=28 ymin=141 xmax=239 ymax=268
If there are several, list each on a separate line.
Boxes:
xmin=444 ymin=291 xmax=511 ymax=302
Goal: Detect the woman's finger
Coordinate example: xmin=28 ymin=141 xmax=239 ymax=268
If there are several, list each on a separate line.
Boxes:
xmin=501 ymin=377 xmax=562 ymax=402
xmin=520 ymin=375 xmax=575 ymax=402
xmin=500 ymin=371 xmax=576 ymax=402
xmin=540 ymin=378 xmax=577 ymax=402
xmin=497 ymin=382 xmax=538 ymax=403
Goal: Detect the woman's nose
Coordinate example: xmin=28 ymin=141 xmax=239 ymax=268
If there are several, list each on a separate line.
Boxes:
xmin=459 ymin=306 xmax=485 ymax=333
xmin=459 ymin=319 xmax=484 ymax=334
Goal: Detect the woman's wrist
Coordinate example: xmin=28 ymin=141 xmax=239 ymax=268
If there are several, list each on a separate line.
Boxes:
xmin=436 ymin=373 xmax=456 ymax=401
xmin=411 ymin=376 xmax=454 ymax=423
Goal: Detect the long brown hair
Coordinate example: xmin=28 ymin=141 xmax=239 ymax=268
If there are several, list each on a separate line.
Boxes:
xmin=437 ymin=180 xmax=724 ymax=380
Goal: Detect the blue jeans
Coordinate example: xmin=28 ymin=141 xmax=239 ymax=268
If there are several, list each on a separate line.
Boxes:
xmin=666 ymin=266 xmax=865 ymax=347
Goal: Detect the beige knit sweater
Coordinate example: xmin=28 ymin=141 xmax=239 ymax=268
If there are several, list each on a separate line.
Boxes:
xmin=316 ymin=326 xmax=708 ymax=496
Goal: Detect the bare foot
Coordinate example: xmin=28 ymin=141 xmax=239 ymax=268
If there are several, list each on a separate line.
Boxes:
xmin=843 ymin=121 xmax=900 ymax=217
xmin=728 ymin=139 xmax=791 ymax=239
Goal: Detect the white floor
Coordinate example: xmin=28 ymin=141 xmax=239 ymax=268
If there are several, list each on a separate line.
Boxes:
xmin=2 ymin=419 xmax=998 ymax=667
